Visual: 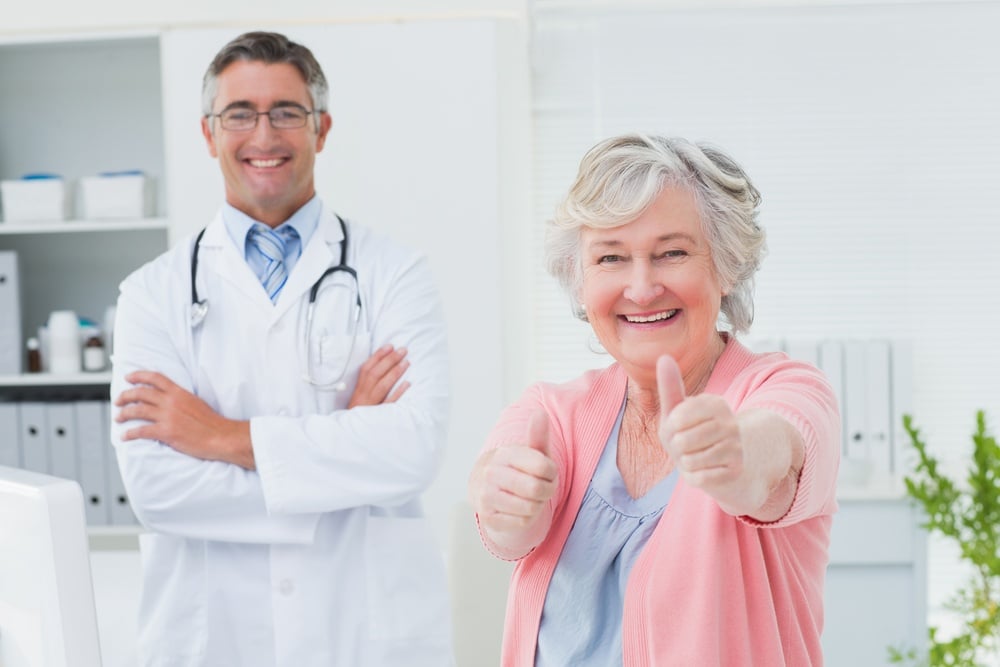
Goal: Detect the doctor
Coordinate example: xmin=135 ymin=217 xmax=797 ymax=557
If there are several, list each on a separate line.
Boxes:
xmin=111 ymin=31 xmax=452 ymax=666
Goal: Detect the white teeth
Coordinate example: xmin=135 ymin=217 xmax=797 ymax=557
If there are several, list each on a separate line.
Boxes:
xmin=249 ymin=158 xmax=283 ymax=168
xmin=625 ymin=310 xmax=676 ymax=323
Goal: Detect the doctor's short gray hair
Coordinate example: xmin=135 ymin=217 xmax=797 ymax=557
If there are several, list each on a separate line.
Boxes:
xmin=545 ymin=133 xmax=766 ymax=334
xmin=201 ymin=31 xmax=329 ymax=125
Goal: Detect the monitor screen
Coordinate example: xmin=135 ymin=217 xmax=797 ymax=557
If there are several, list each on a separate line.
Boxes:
xmin=0 ymin=466 xmax=102 ymax=667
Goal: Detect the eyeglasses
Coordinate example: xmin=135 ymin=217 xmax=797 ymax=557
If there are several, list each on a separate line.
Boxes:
xmin=209 ymin=104 xmax=320 ymax=131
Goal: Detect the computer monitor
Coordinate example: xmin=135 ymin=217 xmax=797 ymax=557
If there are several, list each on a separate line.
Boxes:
xmin=0 ymin=466 xmax=102 ymax=667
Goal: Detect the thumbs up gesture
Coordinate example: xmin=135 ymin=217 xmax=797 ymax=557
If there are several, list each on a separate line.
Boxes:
xmin=469 ymin=410 xmax=559 ymax=557
xmin=656 ymin=355 xmax=749 ymax=512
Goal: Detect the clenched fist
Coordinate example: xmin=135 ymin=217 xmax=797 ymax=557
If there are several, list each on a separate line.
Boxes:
xmin=656 ymin=355 xmax=804 ymax=519
xmin=656 ymin=355 xmax=763 ymax=514
xmin=469 ymin=410 xmax=558 ymax=558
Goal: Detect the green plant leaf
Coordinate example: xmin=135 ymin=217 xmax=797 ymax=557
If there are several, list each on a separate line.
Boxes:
xmin=893 ymin=412 xmax=1000 ymax=667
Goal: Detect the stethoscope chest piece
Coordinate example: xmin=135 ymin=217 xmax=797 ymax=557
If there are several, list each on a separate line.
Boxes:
xmin=191 ymin=300 xmax=208 ymax=328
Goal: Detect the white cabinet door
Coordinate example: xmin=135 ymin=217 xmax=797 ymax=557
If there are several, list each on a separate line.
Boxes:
xmin=824 ymin=497 xmax=927 ymax=665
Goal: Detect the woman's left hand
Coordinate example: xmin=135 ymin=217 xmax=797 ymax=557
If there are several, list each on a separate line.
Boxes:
xmin=656 ymin=355 xmax=769 ymax=514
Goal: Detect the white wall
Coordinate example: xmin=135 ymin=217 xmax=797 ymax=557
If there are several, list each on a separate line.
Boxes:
xmin=0 ymin=0 xmax=527 ymax=35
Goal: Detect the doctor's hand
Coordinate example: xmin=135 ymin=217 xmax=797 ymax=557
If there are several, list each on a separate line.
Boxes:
xmin=469 ymin=410 xmax=558 ymax=559
xmin=347 ymin=345 xmax=410 ymax=409
xmin=115 ymin=371 xmax=254 ymax=470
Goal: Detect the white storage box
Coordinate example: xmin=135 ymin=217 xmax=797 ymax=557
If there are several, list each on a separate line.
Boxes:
xmin=78 ymin=173 xmax=154 ymax=219
xmin=0 ymin=177 xmax=70 ymax=222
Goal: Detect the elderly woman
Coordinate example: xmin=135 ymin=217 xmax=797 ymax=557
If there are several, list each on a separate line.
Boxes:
xmin=469 ymin=134 xmax=840 ymax=666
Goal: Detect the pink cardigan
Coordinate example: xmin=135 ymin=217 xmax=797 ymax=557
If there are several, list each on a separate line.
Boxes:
xmin=481 ymin=339 xmax=841 ymax=666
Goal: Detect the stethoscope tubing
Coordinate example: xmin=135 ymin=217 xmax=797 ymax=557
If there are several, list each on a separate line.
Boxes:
xmin=188 ymin=214 xmax=361 ymax=390
xmin=190 ymin=214 xmax=353 ymax=323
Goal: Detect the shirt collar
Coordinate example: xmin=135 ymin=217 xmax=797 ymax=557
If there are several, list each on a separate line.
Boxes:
xmin=221 ymin=195 xmax=322 ymax=253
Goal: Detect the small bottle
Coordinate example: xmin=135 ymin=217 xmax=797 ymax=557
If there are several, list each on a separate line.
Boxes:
xmin=26 ymin=337 xmax=42 ymax=373
xmin=83 ymin=335 xmax=106 ymax=372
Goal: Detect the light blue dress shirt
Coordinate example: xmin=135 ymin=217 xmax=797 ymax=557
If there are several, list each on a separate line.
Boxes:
xmin=535 ymin=397 xmax=679 ymax=666
xmin=221 ymin=195 xmax=322 ymax=277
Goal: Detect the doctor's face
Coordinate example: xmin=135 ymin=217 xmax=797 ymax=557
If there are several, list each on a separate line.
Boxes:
xmin=201 ymin=60 xmax=332 ymax=227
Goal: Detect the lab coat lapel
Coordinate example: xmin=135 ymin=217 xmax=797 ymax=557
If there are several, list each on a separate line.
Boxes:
xmin=272 ymin=206 xmax=343 ymax=319
xmin=198 ymin=213 xmax=274 ymax=310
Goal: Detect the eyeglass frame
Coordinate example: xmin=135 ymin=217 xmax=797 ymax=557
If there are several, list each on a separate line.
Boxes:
xmin=206 ymin=102 xmax=324 ymax=131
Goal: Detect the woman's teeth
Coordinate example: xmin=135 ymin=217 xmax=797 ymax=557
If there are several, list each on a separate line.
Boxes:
xmin=624 ymin=310 xmax=677 ymax=323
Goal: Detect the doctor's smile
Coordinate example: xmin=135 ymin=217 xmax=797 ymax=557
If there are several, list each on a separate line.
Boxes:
xmin=245 ymin=157 xmax=288 ymax=168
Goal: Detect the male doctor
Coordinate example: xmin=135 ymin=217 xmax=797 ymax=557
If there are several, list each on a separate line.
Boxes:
xmin=111 ymin=31 xmax=452 ymax=666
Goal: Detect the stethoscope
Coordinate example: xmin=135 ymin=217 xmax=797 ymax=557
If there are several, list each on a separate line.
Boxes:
xmin=189 ymin=214 xmax=361 ymax=390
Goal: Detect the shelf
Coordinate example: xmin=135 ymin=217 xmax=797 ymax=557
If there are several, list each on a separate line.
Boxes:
xmin=0 ymin=372 xmax=111 ymax=387
xmin=0 ymin=29 xmax=160 ymax=48
xmin=88 ymin=524 xmax=142 ymax=552
xmin=0 ymin=218 xmax=168 ymax=235
xmin=836 ymin=473 xmax=909 ymax=501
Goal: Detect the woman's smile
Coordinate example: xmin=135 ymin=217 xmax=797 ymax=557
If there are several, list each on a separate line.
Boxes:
xmin=620 ymin=309 xmax=679 ymax=325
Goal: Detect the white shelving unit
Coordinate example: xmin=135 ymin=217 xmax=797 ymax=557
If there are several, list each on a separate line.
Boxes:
xmin=0 ymin=33 xmax=170 ymax=372
xmin=0 ymin=32 xmax=169 ymax=535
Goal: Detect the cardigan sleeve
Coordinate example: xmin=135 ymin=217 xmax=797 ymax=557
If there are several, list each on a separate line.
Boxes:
xmin=731 ymin=357 xmax=841 ymax=527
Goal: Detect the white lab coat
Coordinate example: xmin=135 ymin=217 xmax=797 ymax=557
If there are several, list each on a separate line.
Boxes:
xmin=111 ymin=203 xmax=453 ymax=666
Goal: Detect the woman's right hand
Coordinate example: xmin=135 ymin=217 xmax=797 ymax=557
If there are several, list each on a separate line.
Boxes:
xmin=469 ymin=410 xmax=559 ymax=558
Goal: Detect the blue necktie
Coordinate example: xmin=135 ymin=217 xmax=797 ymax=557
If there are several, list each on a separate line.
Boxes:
xmin=248 ymin=224 xmax=297 ymax=302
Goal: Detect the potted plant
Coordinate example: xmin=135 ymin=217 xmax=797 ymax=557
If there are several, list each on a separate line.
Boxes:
xmin=888 ymin=411 xmax=1000 ymax=666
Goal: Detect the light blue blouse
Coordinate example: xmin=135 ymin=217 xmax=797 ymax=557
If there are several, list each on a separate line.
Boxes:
xmin=535 ymin=397 xmax=679 ymax=667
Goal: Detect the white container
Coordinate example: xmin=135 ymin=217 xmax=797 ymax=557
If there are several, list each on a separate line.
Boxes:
xmin=47 ymin=310 xmax=81 ymax=374
xmin=78 ymin=173 xmax=153 ymax=219
xmin=82 ymin=340 xmax=106 ymax=372
xmin=0 ymin=178 xmax=70 ymax=222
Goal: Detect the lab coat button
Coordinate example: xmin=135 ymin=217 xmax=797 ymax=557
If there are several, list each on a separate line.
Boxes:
xmin=277 ymin=408 xmax=288 ymax=416
xmin=279 ymin=579 xmax=294 ymax=595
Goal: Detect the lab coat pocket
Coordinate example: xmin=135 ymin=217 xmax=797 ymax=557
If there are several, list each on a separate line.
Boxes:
xmin=311 ymin=333 xmax=371 ymax=412
xmin=136 ymin=533 xmax=207 ymax=660
xmin=364 ymin=515 xmax=450 ymax=641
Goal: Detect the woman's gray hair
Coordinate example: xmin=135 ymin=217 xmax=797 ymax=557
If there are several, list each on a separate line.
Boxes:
xmin=545 ymin=133 xmax=766 ymax=334
xmin=201 ymin=31 xmax=329 ymax=128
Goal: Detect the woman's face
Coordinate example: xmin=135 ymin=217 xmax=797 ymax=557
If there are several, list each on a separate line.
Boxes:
xmin=580 ymin=185 xmax=723 ymax=385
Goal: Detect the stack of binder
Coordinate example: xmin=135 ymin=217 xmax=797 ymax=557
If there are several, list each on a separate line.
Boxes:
xmin=0 ymin=399 xmax=136 ymax=525
xmin=0 ymin=250 xmax=22 ymax=375
xmin=743 ymin=337 xmax=912 ymax=478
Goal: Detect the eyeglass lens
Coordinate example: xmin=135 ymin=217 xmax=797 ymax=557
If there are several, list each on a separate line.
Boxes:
xmin=218 ymin=105 xmax=312 ymax=131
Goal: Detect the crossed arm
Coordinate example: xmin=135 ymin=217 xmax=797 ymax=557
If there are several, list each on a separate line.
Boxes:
xmin=114 ymin=345 xmax=411 ymax=470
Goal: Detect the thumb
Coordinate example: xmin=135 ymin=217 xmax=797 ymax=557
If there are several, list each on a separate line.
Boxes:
xmin=526 ymin=409 xmax=552 ymax=457
xmin=657 ymin=354 xmax=686 ymax=417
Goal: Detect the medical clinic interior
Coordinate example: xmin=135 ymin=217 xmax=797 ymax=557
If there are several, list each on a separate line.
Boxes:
xmin=1 ymin=0 xmax=999 ymax=665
